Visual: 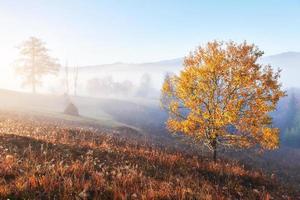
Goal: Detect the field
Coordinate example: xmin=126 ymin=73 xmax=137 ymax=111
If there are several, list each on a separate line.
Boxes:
xmin=0 ymin=111 xmax=299 ymax=200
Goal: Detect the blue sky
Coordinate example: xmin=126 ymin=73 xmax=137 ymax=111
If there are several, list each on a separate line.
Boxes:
xmin=0 ymin=0 xmax=299 ymax=66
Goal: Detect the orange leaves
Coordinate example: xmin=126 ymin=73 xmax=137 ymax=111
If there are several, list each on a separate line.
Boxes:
xmin=162 ymin=79 xmax=171 ymax=96
xmin=161 ymin=40 xmax=286 ymax=152
xmin=261 ymin=127 xmax=280 ymax=150
xmin=169 ymin=101 xmax=179 ymax=113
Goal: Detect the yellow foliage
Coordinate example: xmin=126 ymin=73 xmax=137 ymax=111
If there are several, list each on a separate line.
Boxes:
xmin=161 ymin=41 xmax=286 ymax=151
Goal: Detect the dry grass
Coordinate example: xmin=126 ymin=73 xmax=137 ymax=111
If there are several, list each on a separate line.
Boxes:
xmin=0 ymin=112 xmax=298 ymax=199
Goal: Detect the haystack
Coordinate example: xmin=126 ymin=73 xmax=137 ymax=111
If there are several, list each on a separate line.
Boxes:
xmin=64 ymin=102 xmax=79 ymax=116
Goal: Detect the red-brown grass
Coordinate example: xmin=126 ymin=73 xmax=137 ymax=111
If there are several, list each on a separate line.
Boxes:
xmin=0 ymin=112 xmax=298 ymax=199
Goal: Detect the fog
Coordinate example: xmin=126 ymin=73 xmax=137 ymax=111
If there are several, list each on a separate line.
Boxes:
xmin=2 ymin=52 xmax=300 ymax=100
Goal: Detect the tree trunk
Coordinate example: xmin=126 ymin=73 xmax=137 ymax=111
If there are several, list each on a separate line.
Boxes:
xmin=31 ymin=44 xmax=36 ymax=94
xmin=212 ymin=139 xmax=217 ymax=162
xmin=32 ymin=80 xmax=36 ymax=94
xmin=213 ymin=146 xmax=217 ymax=162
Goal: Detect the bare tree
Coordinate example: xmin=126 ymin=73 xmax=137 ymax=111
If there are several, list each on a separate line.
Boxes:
xmin=73 ymin=66 xmax=79 ymax=96
xmin=65 ymin=61 xmax=69 ymax=95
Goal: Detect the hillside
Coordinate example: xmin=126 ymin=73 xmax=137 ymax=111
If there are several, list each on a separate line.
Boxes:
xmin=0 ymin=111 xmax=299 ymax=199
xmin=0 ymin=89 xmax=148 ymax=130
xmin=0 ymin=89 xmax=167 ymax=134
xmin=0 ymin=89 xmax=300 ymax=197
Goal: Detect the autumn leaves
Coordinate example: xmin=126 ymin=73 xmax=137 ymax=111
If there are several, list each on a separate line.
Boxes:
xmin=161 ymin=41 xmax=285 ymax=160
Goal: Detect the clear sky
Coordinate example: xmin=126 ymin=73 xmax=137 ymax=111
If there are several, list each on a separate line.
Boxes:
xmin=0 ymin=0 xmax=299 ymax=68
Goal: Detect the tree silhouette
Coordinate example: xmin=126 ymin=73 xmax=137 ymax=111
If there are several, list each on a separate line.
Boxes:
xmin=15 ymin=37 xmax=60 ymax=93
xmin=161 ymin=41 xmax=286 ymax=161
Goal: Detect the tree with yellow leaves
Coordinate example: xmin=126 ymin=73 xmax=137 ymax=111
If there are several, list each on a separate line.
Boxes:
xmin=161 ymin=41 xmax=286 ymax=161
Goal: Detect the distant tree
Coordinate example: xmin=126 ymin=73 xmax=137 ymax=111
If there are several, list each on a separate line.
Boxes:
xmin=64 ymin=61 xmax=70 ymax=95
xmin=87 ymin=76 xmax=113 ymax=96
xmin=161 ymin=41 xmax=286 ymax=161
xmin=136 ymin=73 xmax=152 ymax=97
xmin=15 ymin=37 xmax=60 ymax=93
xmin=283 ymin=92 xmax=300 ymax=147
xmin=73 ymin=66 xmax=79 ymax=96
xmin=87 ymin=76 xmax=134 ymax=97
xmin=285 ymin=92 xmax=297 ymax=131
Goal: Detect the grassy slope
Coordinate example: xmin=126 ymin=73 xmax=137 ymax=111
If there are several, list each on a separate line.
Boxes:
xmin=0 ymin=89 xmax=299 ymax=198
xmin=0 ymin=89 xmax=166 ymax=135
xmin=0 ymin=89 xmax=138 ymax=129
xmin=0 ymin=112 xmax=298 ymax=199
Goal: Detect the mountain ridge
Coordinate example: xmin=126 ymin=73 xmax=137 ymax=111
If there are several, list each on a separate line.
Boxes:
xmin=73 ymin=51 xmax=300 ymax=88
xmin=76 ymin=51 xmax=300 ymax=69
